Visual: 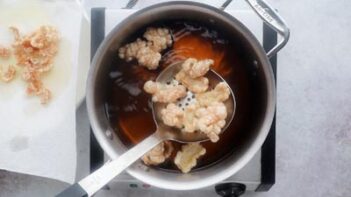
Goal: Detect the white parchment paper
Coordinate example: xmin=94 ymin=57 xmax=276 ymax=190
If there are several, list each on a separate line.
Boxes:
xmin=0 ymin=0 xmax=82 ymax=184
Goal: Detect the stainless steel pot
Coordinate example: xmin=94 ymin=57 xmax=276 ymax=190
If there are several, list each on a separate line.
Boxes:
xmin=87 ymin=0 xmax=289 ymax=190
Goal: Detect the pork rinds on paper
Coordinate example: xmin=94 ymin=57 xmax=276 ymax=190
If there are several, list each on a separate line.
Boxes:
xmin=10 ymin=25 xmax=59 ymax=104
xmin=0 ymin=46 xmax=11 ymax=59
xmin=0 ymin=65 xmax=16 ymax=82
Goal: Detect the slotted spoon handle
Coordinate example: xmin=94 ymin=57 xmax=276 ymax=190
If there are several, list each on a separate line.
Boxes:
xmin=56 ymin=133 xmax=163 ymax=197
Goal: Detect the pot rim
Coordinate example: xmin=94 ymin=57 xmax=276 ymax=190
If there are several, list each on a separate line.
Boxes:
xmin=87 ymin=1 xmax=276 ymax=190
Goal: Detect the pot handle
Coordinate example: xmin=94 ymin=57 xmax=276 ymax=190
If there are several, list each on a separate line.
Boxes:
xmin=221 ymin=0 xmax=290 ymax=58
xmin=245 ymin=0 xmax=290 ymax=58
xmin=126 ymin=0 xmax=289 ymax=58
xmin=124 ymin=0 xmax=138 ymax=9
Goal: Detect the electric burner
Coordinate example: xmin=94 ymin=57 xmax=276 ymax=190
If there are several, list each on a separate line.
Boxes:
xmin=89 ymin=6 xmax=277 ymax=197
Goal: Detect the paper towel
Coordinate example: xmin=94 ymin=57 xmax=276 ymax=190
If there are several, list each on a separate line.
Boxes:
xmin=0 ymin=0 xmax=82 ymax=184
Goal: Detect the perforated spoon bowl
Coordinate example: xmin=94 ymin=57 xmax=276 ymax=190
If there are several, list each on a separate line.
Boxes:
xmin=56 ymin=62 xmax=236 ymax=197
xmin=153 ymin=62 xmax=236 ymax=142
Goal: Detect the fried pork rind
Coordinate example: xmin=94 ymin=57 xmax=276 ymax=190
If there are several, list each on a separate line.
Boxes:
xmin=196 ymin=102 xmax=227 ymax=142
xmin=196 ymin=82 xmax=230 ymax=107
xmin=175 ymin=70 xmax=209 ymax=93
xmin=10 ymin=25 xmax=59 ymax=104
xmin=27 ymin=82 xmax=52 ymax=104
xmin=0 ymin=46 xmax=11 ymax=59
xmin=179 ymin=101 xmax=227 ymax=142
xmin=136 ymin=47 xmax=161 ymax=70
xmin=143 ymin=27 xmax=173 ymax=52
xmin=142 ymin=141 xmax=174 ymax=165
xmin=118 ymin=38 xmax=161 ymax=70
xmin=174 ymin=58 xmax=212 ymax=93
xmin=174 ymin=143 xmax=206 ymax=173
xmin=182 ymin=103 xmax=199 ymax=133
xmin=11 ymin=26 xmax=59 ymax=68
xmin=143 ymin=80 xmax=186 ymax=103
xmin=182 ymin=58 xmax=213 ymax=78
xmin=118 ymin=27 xmax=172 ymax=70
xmin=0 ymin=65 xmax=16 ymax=82
xmin=118 ymin=38 xmax=147 ymax=62
xmin=171 ymin=58 xmax=229 ymax=141
xmin=118 ymin=39 xmax=161 ymax=70
xmin=161 ymin=103 xmax=184 ymax=128
xmin=37 ymin=88 xmax=52 ymax=104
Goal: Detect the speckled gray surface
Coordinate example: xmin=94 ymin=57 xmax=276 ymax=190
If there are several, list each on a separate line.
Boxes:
xmin=1 ymin=0 xmax=351 ymax=196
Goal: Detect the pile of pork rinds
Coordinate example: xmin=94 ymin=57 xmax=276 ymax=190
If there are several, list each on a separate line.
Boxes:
xmin=144 ymin=58 xmax=231 ymax=143
xmin=0 ymin=25 xmax=59 ymax=104
xmin=118 ymin=27 xmax=232 ymax=173
xmin=143 ymin=58 xmax=230 ymax=173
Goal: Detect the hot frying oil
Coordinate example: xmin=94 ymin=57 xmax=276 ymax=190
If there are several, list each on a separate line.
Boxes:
xmin=105 ymin=21 xmax=256 ymax=172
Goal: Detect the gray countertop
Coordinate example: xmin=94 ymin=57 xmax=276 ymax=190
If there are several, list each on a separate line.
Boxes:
xmin=1 ymin=0 xmax=351 ymax=196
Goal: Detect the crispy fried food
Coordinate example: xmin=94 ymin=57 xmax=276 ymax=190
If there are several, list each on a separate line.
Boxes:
xmin=196 ymin=102 xmax=227 ymax=142
xmin=118 ymin=38 xmax=147 ymax=62
xmin=25 ymin=77 xmax=51 ymax=104
xmin=161 ymin=103 xmax=184 ymax=128
xmin=182 ymin=58 xmax=213 ymax=78
xmin=136 ymin=47 xmax=161 ymax=70
xmin=0 ymin=46 xmax=11 ymax=59
xmin=11 ymin=26 xmax=59 ymax=68
xmin=10 ymin=25 xmax=59 ymax=104
xmin=175 ymin=69 xmax=209 ymax=93
xmin=142 ymin=141 xmax=174 ymax=165
xmin=174 ymin=143 xmax=206 ymax=173
xmin=119 ymin=28 xmax=172 ymax=70
xmin=10 ymin=26 xmax=20 ymax=41
xmin=26 ymin=78 xmax=43 ymax=95
xmin=179 ymin=101 xmax=227 ymax=142
xmin=196 ymin=82 xmax=230 ymax=107
xmin=143 ymin=80 xmax=186 ymax=103
xmin=171 ymin=58 xmax=228 ymax=141
xmin=175 ymin=58 xmax=213 ymax=93
xmin=118 ymin=39 xmax=161 ymax=70
xmin=38 ymin=88 xmax=52 ymax=104
xmin=182 ymin=103 xmax=199 ymax=133
xmin=143 ymin=27 xmax=173 ymax=52
xmin=0 ymin=65 xmax=16 ymax=82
